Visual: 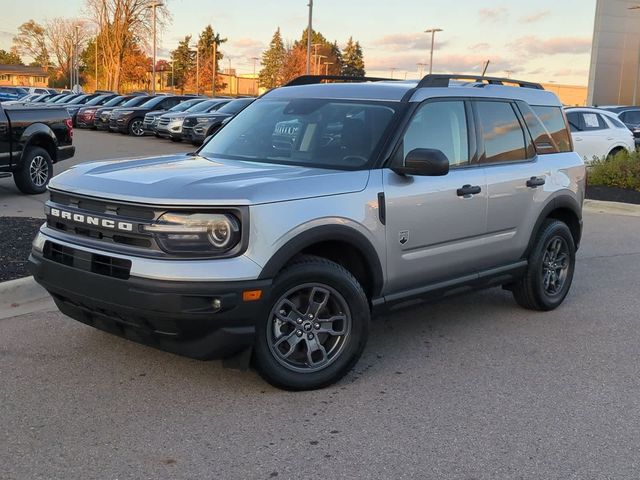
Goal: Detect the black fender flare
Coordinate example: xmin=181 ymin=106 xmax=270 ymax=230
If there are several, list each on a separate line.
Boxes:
xmin=258 ymin=224 xmax=384 ymax=297
xmin=17 ymin=124 xmax=58 ymax=165
xmin=525 ymin=194 xmax=583 ymax=256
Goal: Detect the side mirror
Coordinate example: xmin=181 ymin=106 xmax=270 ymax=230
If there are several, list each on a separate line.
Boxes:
xmin=392 ymin=148 xmax=450 ymax=176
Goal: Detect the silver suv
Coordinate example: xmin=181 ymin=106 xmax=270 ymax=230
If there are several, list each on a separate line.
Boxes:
xmin=29 ymin=74 xmax=586 ymax=390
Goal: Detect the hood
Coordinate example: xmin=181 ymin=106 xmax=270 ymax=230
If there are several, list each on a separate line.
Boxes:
xmin=49 ymin=154 xmax=370 ymax=206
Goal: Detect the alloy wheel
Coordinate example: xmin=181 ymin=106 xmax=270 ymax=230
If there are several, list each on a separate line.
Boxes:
xmin=130 ymin=120 xmax=144 ymax=136
xmin=267 ymin=283 xmax=352 ymax=373
xmin=541 ymin=236 xmax=570 ymax=296
xmin=29 ymin=155 xmax=49 ymax=187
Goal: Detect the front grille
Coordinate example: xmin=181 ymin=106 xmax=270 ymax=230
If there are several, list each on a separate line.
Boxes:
xmin=183 ymin=117 xmax=197 ymax=127
xmin=46 ymin=192 xmax=160 ymax=254
xmin=44 ymin=241 xmax=131 ymax=280
xmin=158 ymin=118 xmax=170 ymax=127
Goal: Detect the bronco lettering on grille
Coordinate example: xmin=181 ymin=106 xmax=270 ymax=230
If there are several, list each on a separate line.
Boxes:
xmin=49 ymin=207 xmax=134 ymax=232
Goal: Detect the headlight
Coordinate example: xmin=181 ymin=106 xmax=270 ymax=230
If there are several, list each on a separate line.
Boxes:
xmin=118 ymin=110 xmax=134 ymax=115
xmin=196 ymin=117 xmax=212 ymax=123
xmin=170 ymin=116 xmax=185 ymax=123
xmin=143 ymin=212 xmax=241 ymax=255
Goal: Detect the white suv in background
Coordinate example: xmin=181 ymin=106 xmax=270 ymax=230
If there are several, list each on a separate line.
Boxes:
xmin=565 ymin=107 xmax=635 ymax=163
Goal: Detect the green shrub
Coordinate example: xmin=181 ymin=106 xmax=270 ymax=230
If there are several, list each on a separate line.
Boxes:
xmin=588 ymin=150 xmax=640 ymax=191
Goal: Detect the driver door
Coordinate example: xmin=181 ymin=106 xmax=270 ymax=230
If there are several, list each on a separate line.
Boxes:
xmin=382 ymin=99 xmax=488 ymax=295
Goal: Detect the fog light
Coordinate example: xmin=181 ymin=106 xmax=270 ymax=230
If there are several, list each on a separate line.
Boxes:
xmin=212 ymin=298 xmax=222 ymax=310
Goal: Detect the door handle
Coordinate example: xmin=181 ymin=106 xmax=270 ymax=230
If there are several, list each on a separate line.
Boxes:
xmin=574 ymin=137 xmax=583 ymax=142
xmin=526 ymin=176 xmax=546 ymax=188
xmin=457 ymin=184 xmax=482 ymax=197
xmin=606 ymin=137 xmax=614 ymax=141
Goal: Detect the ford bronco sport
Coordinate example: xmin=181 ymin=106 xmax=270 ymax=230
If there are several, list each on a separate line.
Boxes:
xmin=29 ymin=74 xmax=585 ymax=390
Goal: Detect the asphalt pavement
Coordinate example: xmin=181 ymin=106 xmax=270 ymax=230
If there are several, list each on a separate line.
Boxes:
xmin=0 ymin=130 xmax=194 ymax=218
xmin=2 ymin=211 xmax=640 ymax=480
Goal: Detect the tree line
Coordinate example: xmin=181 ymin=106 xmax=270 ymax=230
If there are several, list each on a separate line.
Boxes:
xmin=259 ymin=28 xmax=365 ymax=89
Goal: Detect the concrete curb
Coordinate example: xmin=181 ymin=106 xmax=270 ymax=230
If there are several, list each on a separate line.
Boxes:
xmin=0 ymin=276 xmax=55 ymax=320
xmin=584 ymin=199 xmax=640 ymax=218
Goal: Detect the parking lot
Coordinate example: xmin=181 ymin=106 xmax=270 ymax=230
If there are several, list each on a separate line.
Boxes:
xmin=0 ymin=130 xmax=194 ymax=218
xmin=2 ymin=131 xmax=640 ymax=479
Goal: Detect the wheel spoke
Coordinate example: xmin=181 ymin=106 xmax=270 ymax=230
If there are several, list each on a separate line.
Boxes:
xmin=317 ymin=314 xmax=348 ymax=336
xmin=274 ymin=331 xmax=302 ymax=358
xmin=305 ymin=287 xmax=330 ymax=319
xmin=305 ymin=336 xmax=328 ymax=366
xmin=277 ymin=298 xmax=305 ymax=321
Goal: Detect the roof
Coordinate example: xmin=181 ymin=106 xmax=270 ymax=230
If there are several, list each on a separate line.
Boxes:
xmin=0 ymin=65 xmax=47 ymax=75
xmin=264 ymin=78 xmax=562 ymax=107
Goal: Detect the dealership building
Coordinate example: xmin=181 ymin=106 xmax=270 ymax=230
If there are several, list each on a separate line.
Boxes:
xmin=588 ymin=0 xmax=640 ymax=105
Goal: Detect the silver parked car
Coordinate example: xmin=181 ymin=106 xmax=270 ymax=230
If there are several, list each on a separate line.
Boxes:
xmin=30 ymin=74 xmax=586 ymax=390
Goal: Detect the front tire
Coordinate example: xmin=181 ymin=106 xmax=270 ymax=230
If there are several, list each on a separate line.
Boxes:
xmin=13 ymin=146 xmax=53 ymax=194
xmin=128 ymin=118 xmax=144 ymax=136
xmin=512 ymin=219 xmax=576 ymax=311
xmin=253 ymin=255 xmax=370 ymax=391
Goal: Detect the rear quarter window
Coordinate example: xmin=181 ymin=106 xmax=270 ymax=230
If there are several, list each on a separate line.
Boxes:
xmin=531 ymin=106 xmax=572 ymax=153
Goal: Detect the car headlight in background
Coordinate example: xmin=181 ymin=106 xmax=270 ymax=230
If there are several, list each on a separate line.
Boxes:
xmin=196 ymin=117 xmax=212 ymax=123
xmin=143 ymin=212 xmax=241 ymax=255
xmin=118 ymin=110 xmax=134 ymax=115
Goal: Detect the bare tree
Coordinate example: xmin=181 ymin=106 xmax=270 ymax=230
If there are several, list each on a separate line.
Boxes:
xmin=45 ymin=18 xmax=91 ymax=85
xmin=85 ymin=0 xmax=169 ymax=91
xmin=13 ymin=20 xmax=50 ymax=68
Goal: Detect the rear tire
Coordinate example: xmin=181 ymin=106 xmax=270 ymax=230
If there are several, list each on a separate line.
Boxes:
xmin=13 ymin=146 xmax=53 ymax=195
xmin=512 ymin=219 xmax=576 ymax=311
xmin=253 ymin=255 xmax=370 ymax=391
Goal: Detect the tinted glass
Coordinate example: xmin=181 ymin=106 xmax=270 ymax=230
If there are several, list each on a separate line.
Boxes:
xmin=102 ymin=96 xmax=127 ymax=107
xmin=121 ymin=96 xmax=152 ymax=107
xmin=566 ymin=112 xmax=581 ymax=132
xmin=217 ymin=98 xmax=254 ymax=114
xmin=200 ymin=99 xmax=397 ymax=169
xmin=477 ymin=101 xmax=527 ymax=163
xmin=606 ymin=115 xmax=628 ymax=129
xmin=66 ymin=95 xmax=89 ymax=105
xmin=186 ymin=100 xmax=218 ymax=113
xmin=530 ymin=106 xmax=572 ymax=152
xmin=621 ymin=110 xmax=640 ymax=124
xmin=401 ymin=101 xmax=469 ymax=167
xmin=168 ymin=98 xmax=203 ymax=112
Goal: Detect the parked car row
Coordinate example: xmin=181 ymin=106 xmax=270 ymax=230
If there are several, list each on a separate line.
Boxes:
xmin=75 ymin=93 xmax=255 ymax=146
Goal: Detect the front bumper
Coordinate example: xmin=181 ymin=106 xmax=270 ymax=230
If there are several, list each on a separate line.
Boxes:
xmin=29 ymin=238 xmax=272 ymax=360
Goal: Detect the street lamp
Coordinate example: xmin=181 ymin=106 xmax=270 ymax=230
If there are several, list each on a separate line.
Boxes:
xmin=74 ymin=25 xmax=80 ymax=91
xmin=424 ymin=28 xmax=443 ymax=74
xmin=629 ymin=6 xmax=640 ymax=104
xmin=190 ymin=44 xmax=200 ymax=95
xmin=147 ymin=1 xmax=164 ymax=95
xmin=306 ymin=0 xmax=313 ymax=75
xmin=251 ymin=56 xmax=259 ymax=95
xmin=323 ymin=61 xmax=333 ymax=75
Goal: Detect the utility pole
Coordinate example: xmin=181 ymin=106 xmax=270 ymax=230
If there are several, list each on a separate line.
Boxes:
xmin=424 ymin=28 xmax=443 ymax=74
xmin=306 ymin=0 xmax=313 ymax=74
xmin=147 ymin=1 xmax=163 ymax=95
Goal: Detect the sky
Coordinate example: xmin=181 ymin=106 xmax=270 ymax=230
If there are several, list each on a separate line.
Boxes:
xmin=0 ymin=0 xmax=597 ymax=85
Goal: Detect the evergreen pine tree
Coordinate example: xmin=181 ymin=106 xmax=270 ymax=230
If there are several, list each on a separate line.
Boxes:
xmin=341 ymin=37 xmax=365 ymax=77
xmin=259 ymin=28 xmax=286 ymax=88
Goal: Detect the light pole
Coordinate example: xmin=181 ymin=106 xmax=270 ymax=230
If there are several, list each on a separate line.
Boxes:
xmin=323 ymin=61 xmax=333 ymax=75
xmin=147 ymin=1 xmax=163 ymax=95
xmin=306 ymin=0 xmax=313 ymax=75
xmin=390 ymin=67 xmax=397 ymax=79
xmin=251 ymin=56 xmax=259 ymax=95
xmin=316 ymin=54 xmax=326 ymax=75
xmin=424 ymin=28 xmax=443 ymax=74
xmin=212 ymin=40 xmax=217 ymax=97
xmin=74 ymin=25 xmax=80 ymax=91
xmin=629 ymin=6 xmax=640 ymax=104
xmin=190 ymin=44 xmax=200 ymax=95
xmin=95 ymin=35 xmax=98 ymax=91
xmin=417 ymin=62 xmax=427 ymax=78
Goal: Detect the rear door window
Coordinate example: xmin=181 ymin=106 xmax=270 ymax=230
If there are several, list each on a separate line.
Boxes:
xmin=531 ymin=106 xmax=572 ymax=152
xmin=476 ymin=101 xmax=527 ymax=164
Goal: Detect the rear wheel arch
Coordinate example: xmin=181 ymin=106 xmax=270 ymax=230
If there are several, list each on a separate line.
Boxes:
xmin=258 ymin=225 xmax=384 ymax=301
xmin=526 ymin=196 xmax=582 ymax=256
xmin=22 ymin=132 xmax=57 ymax=164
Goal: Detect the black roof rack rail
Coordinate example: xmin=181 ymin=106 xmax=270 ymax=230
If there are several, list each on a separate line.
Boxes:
xmin=284 ymin=75 xmax=397 ymax=87
xmin=416 ymin=74 xmax=544 ymax=90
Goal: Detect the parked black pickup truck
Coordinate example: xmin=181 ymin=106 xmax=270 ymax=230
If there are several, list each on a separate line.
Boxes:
xmin=0 ymin=104 xmax=75 ymax=194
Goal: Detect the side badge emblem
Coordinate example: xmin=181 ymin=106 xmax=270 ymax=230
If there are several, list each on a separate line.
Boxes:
xmin=399 ymin=230 xmax=409 ymax=245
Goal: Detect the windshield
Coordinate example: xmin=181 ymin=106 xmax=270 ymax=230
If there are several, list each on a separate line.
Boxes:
xmin=185 ymin=100 xmax=218 ymax=113
xmin=67 ymin=95 xmax=89 ymax=105
xmin=85 ymin=95 xmax=111 ymax=106
xmin=103 ymin=96 xmax=126 ymax=107
xmin=168 ymin=98 xmax=203 ymax=112
xmin=200 ymin=98 xmax=398 ymax=169
xmin=121 ymin=96 xmax=152 ymax=107
xmin=217 ymin=99 xmax=254 ymax=115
